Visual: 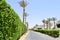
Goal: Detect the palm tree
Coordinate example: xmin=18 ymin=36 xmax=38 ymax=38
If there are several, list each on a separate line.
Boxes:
xmin=47 ymin=18 xmax=51 ymax=29
xmin=35 ymin=24 xmax=38 ymax=27
xmin=33 ymin=24 xmax=38 ymax=29
xmin=24 ymin=12 xmax=28 ymax=23
xmin=42 ymin=19 xmax=46 ymax=28
xmin=52 ymin=17 xmax=56 ymax=29
xmin=19 ymin=0 xmax=27 ymax=8
xmin=19 ymin=0 xmax=28 ymax=23
xmin=45 ymin=20 xmax=49 ymax=29
xmin=25 ymin=22 xmax=28 ymax=28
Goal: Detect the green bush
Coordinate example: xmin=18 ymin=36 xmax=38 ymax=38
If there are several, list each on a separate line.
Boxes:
xmin=57 ymin=24 xmax=60 ymax=28
xmin=20 ymin=22 xmax=27 ymax=37
xmin=0 ymin=0 xmax=27 ymax=40
xmin=33 ymin=29 xmax=59 ymax=38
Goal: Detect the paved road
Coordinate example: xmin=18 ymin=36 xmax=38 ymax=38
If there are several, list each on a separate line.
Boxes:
xmin=25 ymin=30 xmax=60 ymax=40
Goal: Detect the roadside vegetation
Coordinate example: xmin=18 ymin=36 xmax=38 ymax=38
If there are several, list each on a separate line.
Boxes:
xmin=20 ymin=22 xmax=27 ymax=37
xmin=0 ymin=0 xmax=27 ymax=40
xmin=33 ymin=29 xmax=59 ymax=38
xmin=57 ymin=23 xmax=60 ymax=36
xmin=32 ymin=17 xmax=60 ymax=38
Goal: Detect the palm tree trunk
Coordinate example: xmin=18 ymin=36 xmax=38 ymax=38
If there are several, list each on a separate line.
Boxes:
xmin=25 ymin=17 xmax=26 ymax=24
xmin=48 ymin=21 xmax=50 ymax=29
xmin=47 ymin=24 xmax=48 ymax=29
xmin=44 ymin=24 xmax=45 ymax=29
xmin=23 ymin=8 xmax=25 ymax=23
xmin=54 ymin=21 xmax=56 ymax=29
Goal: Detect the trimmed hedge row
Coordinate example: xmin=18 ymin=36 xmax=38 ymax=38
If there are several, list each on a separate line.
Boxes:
xmin=0 ymin=0 xmax=27 ymax=40
xmin=57 ymin=23 xmax=60 ymax=28
xmin=14 ymin=22 xmax=27 ymax=40
xmin=20 ymin=22 xmax=27 ymax=37
xmin=59 ymin=31 xmax=60 ymax=35
xmin=33 ymin=29 xmax=59 ymax=38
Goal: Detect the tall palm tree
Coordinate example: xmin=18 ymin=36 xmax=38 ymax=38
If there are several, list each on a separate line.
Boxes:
xmin=42 ymin=19 xmax=46 ymax=28
xmin=24 ymin=12 xmax=28 ymax=23
xmin=47 ymin=18 xmax=51 ymax=29
xmin=45 ymin=20 xmax=49 ymax=29
xmin=19 ymin=0 xmax=27 ymax=23
xmin=52 ymin=17 xmax=56 ymax=29
xmin=19 ymin=0 xmax=27 ymax=8
xmin=25 ymin=22 xmax=28 ymax=28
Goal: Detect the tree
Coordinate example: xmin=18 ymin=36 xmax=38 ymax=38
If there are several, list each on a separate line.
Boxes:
xmin=47 ymin=18 xmax=51 ymax=29
xmin=57 ymin=24 xmax=60 ymax=28
xmin=42 ymin=19 xmax=46 ymax=28
xmin=45 ymin=20 xmax=49 ymax=29
xmin=24 ymin=12 xmax=28 ymax=23
xmin=19 ymin=0 xmax=27 ymax=8
xmin=52 ymin=17 xmax=56 ymax=29
xmin=19 ymin=0 xmax=28 ymax=23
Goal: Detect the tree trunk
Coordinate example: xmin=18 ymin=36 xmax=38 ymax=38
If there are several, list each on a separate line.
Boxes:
xmin=44 ymin=24 xmax=45 ymax=29
xmin=54 ymin=21 xmax=56 ymax=29
xmin=47 ymin=24 xmax=48 ymax=29
xmin=23 ymin=8 xmax=25 ymax=23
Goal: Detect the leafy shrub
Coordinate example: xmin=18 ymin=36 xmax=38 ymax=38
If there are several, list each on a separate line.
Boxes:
xmin=57 ymin=24 xmax=60 ymax=28
xmin=0 ymin=0 xmax=27 ymax=40
xmin=33 ymin=29 xmax=59 ymax=38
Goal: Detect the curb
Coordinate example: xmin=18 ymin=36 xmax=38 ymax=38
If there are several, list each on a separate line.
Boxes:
xmin=19 ymin=31 xmax=29 ymax=40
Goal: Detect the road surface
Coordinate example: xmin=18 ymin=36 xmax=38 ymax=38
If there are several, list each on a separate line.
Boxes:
xmin=25 ymin=30 xmax=60 ymax=40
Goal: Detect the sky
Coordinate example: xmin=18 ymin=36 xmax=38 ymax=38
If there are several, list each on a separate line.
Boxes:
xmin=6 ymin=0 xmax=60 ymax=28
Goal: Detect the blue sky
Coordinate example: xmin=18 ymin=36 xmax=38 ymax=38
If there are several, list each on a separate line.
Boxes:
xmin=6 ymin=0 xmax=60 ymax=28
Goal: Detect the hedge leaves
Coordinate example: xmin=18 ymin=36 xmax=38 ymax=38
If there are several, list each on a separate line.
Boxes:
xmin=0 ymin=0 xmax=27 ymax=40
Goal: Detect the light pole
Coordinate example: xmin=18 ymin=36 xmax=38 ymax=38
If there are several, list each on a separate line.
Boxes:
xmin=19 ymin=0 xmax=28 ymax=23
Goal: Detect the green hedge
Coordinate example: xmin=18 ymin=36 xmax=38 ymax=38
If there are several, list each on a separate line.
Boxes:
xmin=20 ymin=22 xmax=27 ymax=37
xmin=33 ymin=29 xmax=59 ymax=38
xmin=59 ymin=31 xmax=60 ymax=36
xmin=57 ymin=24 xmax=60 ymax=28
xmin=13 ymin=22 xmax=27 ymax=40
xmin=0 ymin=0 xmax=27 ymax=40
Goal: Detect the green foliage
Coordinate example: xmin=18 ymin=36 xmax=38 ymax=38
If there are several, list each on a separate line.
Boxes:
xmin=57 ymin=24 xmax=60 ymax=28
xmin=0 ymin=0 xmax=27 ymax=40
xmin=33 ymin=29 xmax=59 ymax=38
xmin=59 ymin=31 xmax=60 ymax=35
xmin=20 ymin=22 xmax=27 ymax=36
